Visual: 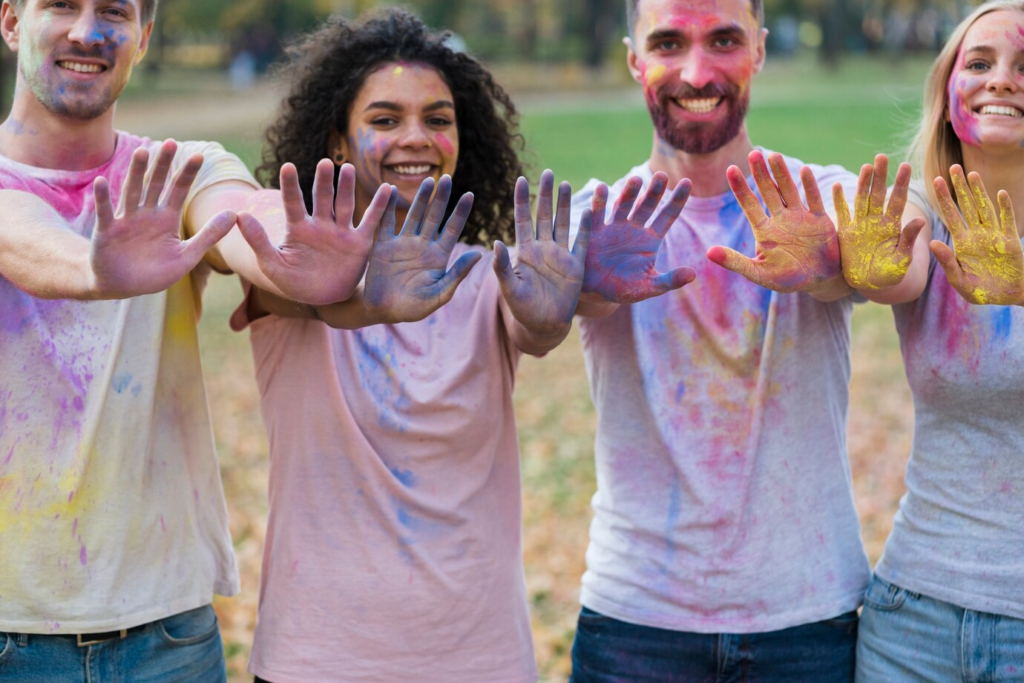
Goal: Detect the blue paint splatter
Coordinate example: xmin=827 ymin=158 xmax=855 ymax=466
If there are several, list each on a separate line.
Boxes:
xmin=390 ymin=467 xmax=416 ymax=487
xmin=112 ymin=372 xmax=132 ymax=393
xmin=992 ymin=307 xmax=1012 ymax=341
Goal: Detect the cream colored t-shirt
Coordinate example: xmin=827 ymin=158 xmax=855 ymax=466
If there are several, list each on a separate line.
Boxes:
xmin=0 ymin=132 xmax=258 ymax=633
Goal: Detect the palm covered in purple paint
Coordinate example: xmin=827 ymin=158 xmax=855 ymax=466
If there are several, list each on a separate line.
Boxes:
xmin=494 ymin=171 xmax=592 ymax=332
xmin=361 ymin=175 xmax=482 ymax=323
xmin=235 ymin=160 xmax=392 ymax=305
xmin=582 ymin=172 xmax=695 ymax=305
xmin=707 ymin=150 xmax=842 ymax=294
xmin=90 ymin=140 xmax=236 ymax=299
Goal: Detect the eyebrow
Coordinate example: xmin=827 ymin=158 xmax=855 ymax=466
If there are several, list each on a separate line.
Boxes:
xmin=646 ymin=23 xmax=746 ymax=44
xmin=964 ymin=44 xmax=1024 ymax=57
xmin=364 ymin=100 xmax=455 ymax=112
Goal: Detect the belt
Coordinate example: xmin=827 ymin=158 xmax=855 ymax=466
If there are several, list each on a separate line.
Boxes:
xmin=74 ymin=622 xmax=147 ymax=647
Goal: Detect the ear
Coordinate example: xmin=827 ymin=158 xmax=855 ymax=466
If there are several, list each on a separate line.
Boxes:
xmin=751 ymin=27 xmax=768 ymax=75
xmin=625 ymin=39 xmax=645 ymax=85
xmin=328 ymin=129 xmax=349 ymax=166
xmin=132 ymin=20 xmax=154 ymax=66
xmin=1 ymin=1 xmax=22 ymax=53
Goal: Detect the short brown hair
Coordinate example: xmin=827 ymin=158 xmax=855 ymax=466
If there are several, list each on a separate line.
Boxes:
xmin=626 ymin=0 xmax=764 ymax=38
xmin=9 ymin=0 xmax=159 ymax=24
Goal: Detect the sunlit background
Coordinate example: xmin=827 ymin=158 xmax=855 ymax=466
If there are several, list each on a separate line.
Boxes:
xmin=1 ymin=1 xmax=988 ymax=681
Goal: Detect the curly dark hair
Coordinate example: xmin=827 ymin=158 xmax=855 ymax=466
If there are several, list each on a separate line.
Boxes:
xmin=257 ymin=9 xmax=524 ymax=246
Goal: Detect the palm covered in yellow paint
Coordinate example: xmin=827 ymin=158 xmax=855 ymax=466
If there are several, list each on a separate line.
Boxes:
xmin=835 ymin=155 xmax=926 ymax=290
xmin=931 ymin=165 xmax=1024 ymax=306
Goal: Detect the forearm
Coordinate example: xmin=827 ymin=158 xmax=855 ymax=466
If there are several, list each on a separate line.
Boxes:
xmin=809 ymin=276 xmax=855 ymax=302
xmin=250 ymin=285 xmax=385 ymax=329
xmin=0 ymin=191 xmax=99 ymax=299
xmin=574 ymin=295 xmax=619 ymax=319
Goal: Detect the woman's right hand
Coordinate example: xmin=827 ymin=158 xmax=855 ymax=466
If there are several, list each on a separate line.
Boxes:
xmin=361 ymin=175 xmax=481 ymax=323
xmin=834 ymin=154 xmax=926 ymax=291
xmin=931 ymin=165 xmax=1024 ymax=306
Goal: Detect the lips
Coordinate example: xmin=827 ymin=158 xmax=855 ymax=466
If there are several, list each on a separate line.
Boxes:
xmin=673 ymin=97 xmax=724 ymax=114
xmin=387 ymin=164 xmax=434 ymax=175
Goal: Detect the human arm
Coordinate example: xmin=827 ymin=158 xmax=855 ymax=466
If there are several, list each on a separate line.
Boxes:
xmin=0 ymin=140 xmax=235 ymax=300
xmin=245 ymin=175 xmax=481 ymax=328
xmin=929 ymin=165 xmax=1024 ymax=306
xmin=494 ymin=170 xmax=592 ymax=355
xmin=833 ymin=154 xmax=931 ymax=305
xmin=186 ymin=160 xmax=392 ymax=305
xmin=575 ymin=172 xmax=695 ymax=318
xmin=707 ymin=150 xmax=852 ymax=302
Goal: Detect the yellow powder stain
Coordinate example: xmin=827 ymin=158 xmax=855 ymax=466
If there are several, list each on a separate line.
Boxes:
xmin=393 ymin=66 xmax=404 ymax=77
xmin=646 ymin=65 xmax=667 ymax=85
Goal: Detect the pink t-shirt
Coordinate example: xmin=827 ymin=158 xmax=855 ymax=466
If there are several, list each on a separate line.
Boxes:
xmin=232 ymin=245 xmax=537 ymax=683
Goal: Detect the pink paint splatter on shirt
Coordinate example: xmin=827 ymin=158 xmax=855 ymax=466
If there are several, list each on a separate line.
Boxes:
xmin=79 ymin=545 xmax=87 ymax=566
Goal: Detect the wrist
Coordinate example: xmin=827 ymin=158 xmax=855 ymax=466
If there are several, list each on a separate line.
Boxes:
xmin=808 ymin=273 xmax=854 ymax=302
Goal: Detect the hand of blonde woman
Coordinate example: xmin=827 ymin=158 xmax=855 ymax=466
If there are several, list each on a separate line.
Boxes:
xmin=834 ymin=155 xmax=926 ymax=290
xmin=931 ymin=165 xmax=1024 ymax=306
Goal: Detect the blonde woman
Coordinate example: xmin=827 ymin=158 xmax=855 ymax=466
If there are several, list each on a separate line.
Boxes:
xmin=832 ymin=2 xmax=1024 ymax=680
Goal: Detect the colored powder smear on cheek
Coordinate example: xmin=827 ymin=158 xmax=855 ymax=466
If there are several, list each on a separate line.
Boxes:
xmin=646 ymin=64 xmax=667 ymax=87
xmin=948 ymin=52 xmax=982 ymax=146
xmin=434 ymin=133 xmax=454 ymax=155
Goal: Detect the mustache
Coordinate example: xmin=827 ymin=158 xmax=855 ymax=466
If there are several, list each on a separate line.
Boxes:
xmin=54 ymin=46 xmax=111 ymax=64
xmin=658 ymin=82 xmax=738 ymax=101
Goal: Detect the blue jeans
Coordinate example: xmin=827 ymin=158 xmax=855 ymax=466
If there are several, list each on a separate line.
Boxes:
xmin=0 ymin=605 xmax=226 ymax=683
xmin=570 ymin=606 xmax=858 ymax=682
xmin=857 ymin=575 xmax=1024 ymax=682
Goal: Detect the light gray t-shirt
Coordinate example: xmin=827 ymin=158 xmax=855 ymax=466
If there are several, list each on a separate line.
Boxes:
xmin=877 ymin=183 xmax=1024 ymax=619
xmin=572 ymin=154 xmax=870 ymax=633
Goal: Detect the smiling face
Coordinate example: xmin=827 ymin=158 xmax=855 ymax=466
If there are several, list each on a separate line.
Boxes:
xmin=333 ymin=63 xmax=459 ymax=213
xmin=628 ymin=0 xmax=765 ymax=154
xmin=5 ymin=0 xmax=151 ymax=120
xmin=947 ymin=9 xmax=1024 ymax=148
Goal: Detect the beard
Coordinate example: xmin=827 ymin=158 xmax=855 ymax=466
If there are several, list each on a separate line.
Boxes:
xmin=646 ymin=81 xmax=749 ymax=154
xmin=22 ymin=48 xmax=122 ymax=121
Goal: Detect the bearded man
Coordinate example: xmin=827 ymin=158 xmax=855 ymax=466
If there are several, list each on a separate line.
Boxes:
xmin=568 ymin=0 xmax=870 ymax=679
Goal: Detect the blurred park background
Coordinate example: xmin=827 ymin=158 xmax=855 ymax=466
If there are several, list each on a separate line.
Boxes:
xmin=1 ymin=0 xmax=987 ymax=680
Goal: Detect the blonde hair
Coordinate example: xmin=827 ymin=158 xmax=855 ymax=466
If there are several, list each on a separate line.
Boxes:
xmin=907 ymin=0 xmax=1024 ymax=214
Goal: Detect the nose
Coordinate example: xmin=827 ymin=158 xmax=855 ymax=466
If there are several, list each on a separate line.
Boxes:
xmin=67 ymin=12 xmax=106 ymax=50
xmin=397 ymin=121 xmax=432 ymax=150
xmin=986 ymin=60 xmax=1021 ymax=96
xmin=677 ymin=49 xmax=716 ymax=90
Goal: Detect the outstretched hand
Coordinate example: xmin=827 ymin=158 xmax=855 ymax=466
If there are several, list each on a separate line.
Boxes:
xmin=835 ymin=154 xmax=927 ymax=290
xmin=931 ymin=165 xmax=1024 ymax=306
xmin=582 ymin=172 xmax=695 ymax=305
xmin=494 ymin=170 xmax=591 ymax=333
xmin=90 ymin=140 xmax=236 ymax=299
xmin=708 ymin=150 xmax=842 ymax=294
xmin=235 ymin=160 xmax=392 ymax=305
xmin=361 ymin=175 xmax=481 ymax=323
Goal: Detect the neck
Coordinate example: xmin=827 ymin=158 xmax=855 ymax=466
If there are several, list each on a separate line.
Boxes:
xmin=961 ymin=142 xmax=1024 ymax=238
xmin=648 ymin=126 xmax=755 ymax=197
xmin=0 ymin=76 xmax=119 ymax=171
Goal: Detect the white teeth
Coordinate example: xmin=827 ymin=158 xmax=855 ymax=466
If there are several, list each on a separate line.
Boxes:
xmin=979 ymin=105 xmax=1022 ymax=118
xmin=58 ymin=61 xmax=103 ymax=73
xmin=392 ymin=165 xmax=431 ymax=175
xmin=675 ymin=97 xmax=722 ymax=114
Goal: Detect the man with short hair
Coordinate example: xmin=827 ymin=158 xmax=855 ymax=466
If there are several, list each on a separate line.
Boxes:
xmin=0 ymin=1 xmax=383 ymax=680
xmin=569 ymin=0 xmax=869 ymax=679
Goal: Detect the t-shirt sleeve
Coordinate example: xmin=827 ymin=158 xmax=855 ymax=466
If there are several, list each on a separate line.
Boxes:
xmin=810 ymin=163 xmax=859 ymax=217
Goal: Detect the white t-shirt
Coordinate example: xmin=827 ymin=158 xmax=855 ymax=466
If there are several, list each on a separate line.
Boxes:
xmin=877 ymin=183 xmax=1024 ymax=619
xmin=0 ymin=132 xmax=256 ymax=633
xmin=572 ymin=154 xmax=871 ymax=633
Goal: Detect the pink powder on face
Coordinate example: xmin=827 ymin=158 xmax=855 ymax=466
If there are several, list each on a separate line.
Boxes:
xmin=948 ymin=49 xmax=983 ymax=146
xmin=434 ymin=133 xmax=454 ymax=155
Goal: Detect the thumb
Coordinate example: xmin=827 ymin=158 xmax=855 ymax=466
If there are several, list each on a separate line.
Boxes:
xmin=492 ymin=240 xmax=514 ymax=281
xmin=929 ymin=240 xmax=963 ymax=289
xmin=182 ymin=210 xmax=237 ymax=265
xmin=707 ymin=245 xmax=765 ymax=288
xmin=651 ymin=266 xmax=697 ymax=295
xmin=434 ymin=251 xmax=482 ymax=307
xmin=896 ymin=217 xmax=927 ymax=261
xmin=236 ymin=212 xmax=281 ymax=267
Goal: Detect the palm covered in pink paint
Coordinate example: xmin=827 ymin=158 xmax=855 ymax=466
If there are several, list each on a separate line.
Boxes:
xmin=582 ymin=172 xmax=695 ymax=305
xmin=361 ymin=175 xmax=481 ymax=323
xmin=90 ymin=140 xmax=237 ymax=299
xmin=494 ymin=171 xmax=592 ymax=331
xmin=708 ymin=150 xmax=842 ymax=294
